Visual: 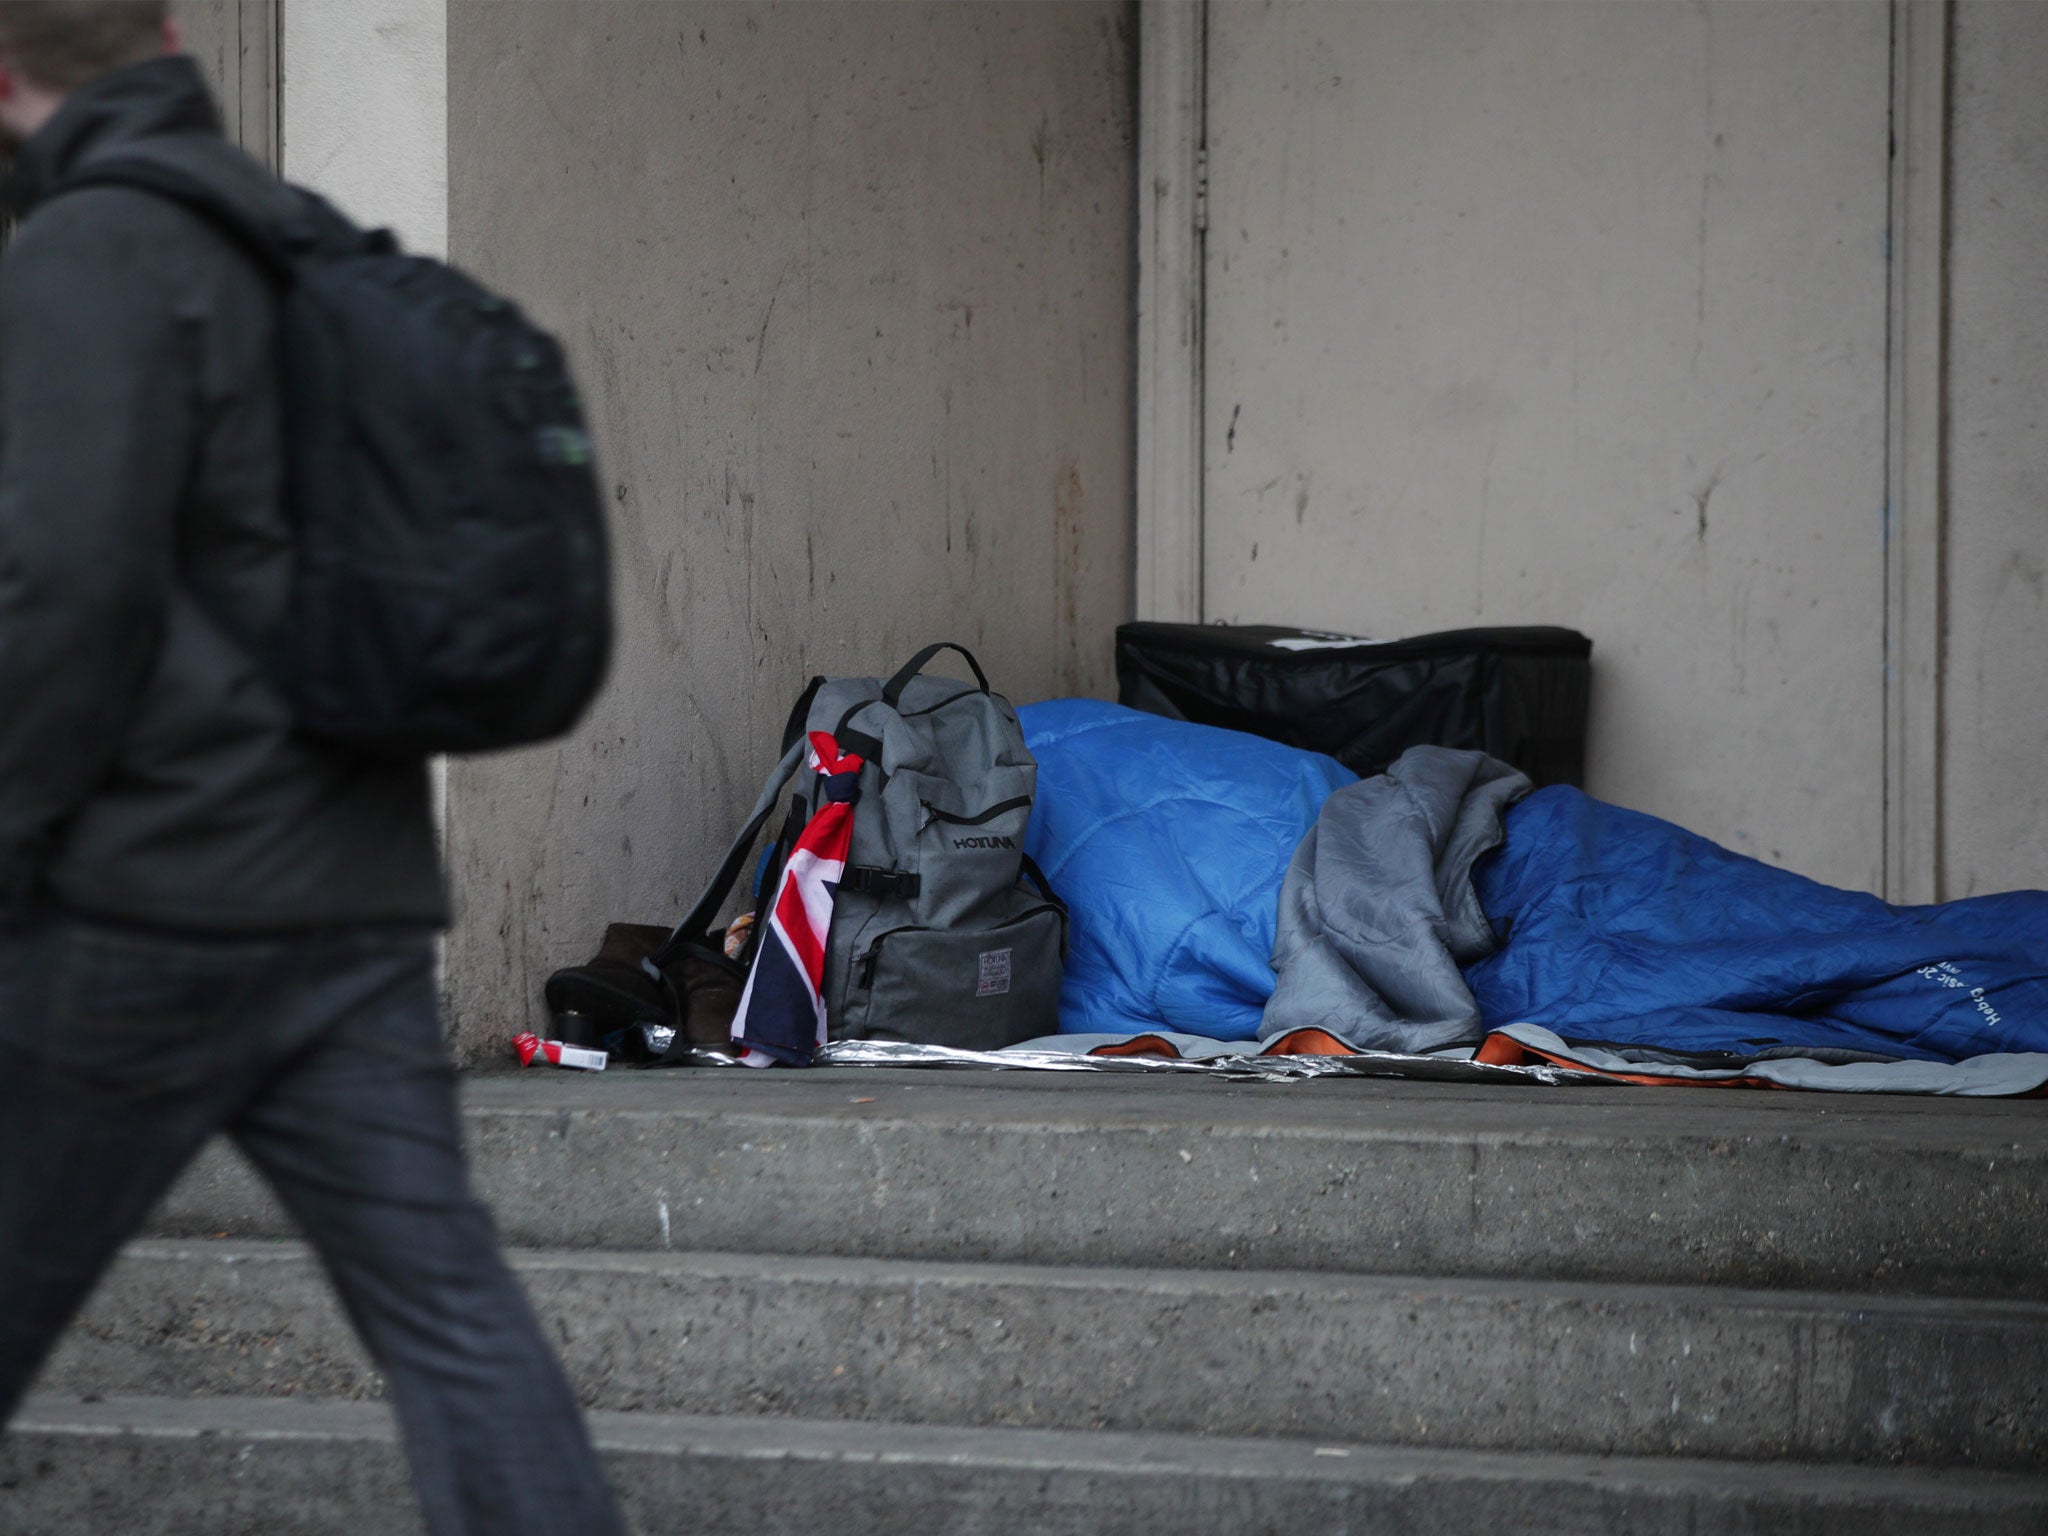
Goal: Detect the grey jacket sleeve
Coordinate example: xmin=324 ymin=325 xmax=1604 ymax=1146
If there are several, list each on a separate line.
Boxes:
xmin=1260 ymin=747 xmax=1531 ymax=1054
xmin=0 ymin=191 xmax=196 ymax=905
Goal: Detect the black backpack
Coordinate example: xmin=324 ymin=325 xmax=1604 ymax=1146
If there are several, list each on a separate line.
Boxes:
xmin=54 ymin=149 xmax=612 ymax=756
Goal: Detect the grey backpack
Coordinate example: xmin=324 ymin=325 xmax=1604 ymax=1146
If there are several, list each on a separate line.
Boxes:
xmin=657 ymin=644 xmax=1067 ymax=1063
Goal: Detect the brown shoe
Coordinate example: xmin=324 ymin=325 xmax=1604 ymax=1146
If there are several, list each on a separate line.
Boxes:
xmin=544 ymin=922 xmax=745 ymax=1056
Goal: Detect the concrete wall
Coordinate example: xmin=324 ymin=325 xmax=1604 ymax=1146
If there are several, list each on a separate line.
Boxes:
xmin=1197 ymin=1 xmax=1893 ymax=892
xmin=280 ymin=0 xmax=446 ymax=257
xmin=170 ymin=0 xmax=275 ymax=166
xmin=441 ymin=2 xmax=1135 ymax=1059
xmin=1943 ymin=1 xmax=2048 ymax=897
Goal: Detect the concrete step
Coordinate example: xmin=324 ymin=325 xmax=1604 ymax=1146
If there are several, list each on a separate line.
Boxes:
xmin=45 ymin=1239 xmax=2048 ymax=1469
xmin=11 ymin=1394 xmax=2048 ymax=1536
xmin=154 ymin=1069 xmax=2048 ymax=1297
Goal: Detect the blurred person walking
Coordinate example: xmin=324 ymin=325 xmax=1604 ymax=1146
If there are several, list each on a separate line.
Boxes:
xmin=0 ymin=6 xmax=626 ymax=1531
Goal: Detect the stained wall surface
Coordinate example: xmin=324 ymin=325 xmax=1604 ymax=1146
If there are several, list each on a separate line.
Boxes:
xmin=1943 ymin=1 xmax=2048 ymax=898
xmin=1200 ymin=1 xmax=1892 ymax=892
xmin=170 ymin=0 xmax=275 ymax=165
xmin=442 ymin=2 xmax=1135 ymax=1058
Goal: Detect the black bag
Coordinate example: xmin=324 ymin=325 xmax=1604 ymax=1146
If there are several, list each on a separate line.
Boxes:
xmin=55 ymin=151 xmax=612 ymax=756
xmin=544 ymin=921 xmax=745 ymax=1062
xmin=1116 ymin=622 xmax=1593 ymax=787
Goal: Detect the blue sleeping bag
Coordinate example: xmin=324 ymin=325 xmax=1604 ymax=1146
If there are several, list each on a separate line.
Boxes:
xmin=1023 ymin=701 xmax=2048 ymax=1060
xmin=1019 ymin=699 xmax=1354 ymax=1037
xmin=1469 ymin=787 xmax=2048 ymax=1062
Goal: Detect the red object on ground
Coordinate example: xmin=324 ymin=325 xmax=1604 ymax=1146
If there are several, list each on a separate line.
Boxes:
xmin=512 ymin=1032 xmax=607 ymax=1072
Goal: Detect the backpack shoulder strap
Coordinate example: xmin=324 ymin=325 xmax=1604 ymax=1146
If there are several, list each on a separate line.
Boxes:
xmin=52 ymin=154 xmax=301 ymax=281
xmin=54 ymin=150 xmax=376 ymax=284
xmin=655 ymin=736 xmax=809 ymax=965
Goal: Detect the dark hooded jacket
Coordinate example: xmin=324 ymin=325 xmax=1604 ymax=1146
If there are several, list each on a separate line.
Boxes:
xmin=0 ymin=55 xmax=445 ymax=930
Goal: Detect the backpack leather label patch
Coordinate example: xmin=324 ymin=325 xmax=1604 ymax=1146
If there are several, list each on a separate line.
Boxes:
xmin=977 ymin=948 xmax=1013 ymax=997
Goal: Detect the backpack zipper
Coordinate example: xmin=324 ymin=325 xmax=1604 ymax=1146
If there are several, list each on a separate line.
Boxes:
xmin=918 ymin=795 xmax=1032 ymax=831
xmin=855 ymin=901 xmax=1067 ymax=989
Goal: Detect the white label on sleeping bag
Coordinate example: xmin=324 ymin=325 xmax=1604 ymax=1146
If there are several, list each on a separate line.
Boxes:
xmin=978 ymin=948 xmax=1013 ymax=997
xmin=1267 ymin=634 xmax=1382 ymax=651
xmin=1918 ymin=960 xmax=2004 ymax=1030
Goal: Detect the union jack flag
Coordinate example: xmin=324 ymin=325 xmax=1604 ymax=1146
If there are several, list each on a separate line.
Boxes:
xmin=731 ymin=732 xmax=863 ymax=1066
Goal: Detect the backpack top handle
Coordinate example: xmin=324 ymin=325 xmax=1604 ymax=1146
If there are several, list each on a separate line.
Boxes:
xmin=881 ymin=642 xmax=990 ymax=709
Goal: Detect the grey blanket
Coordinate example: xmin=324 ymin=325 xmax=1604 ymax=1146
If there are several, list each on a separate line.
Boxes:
xmin=1260 ymin=747 xmax=1531 ymax=1053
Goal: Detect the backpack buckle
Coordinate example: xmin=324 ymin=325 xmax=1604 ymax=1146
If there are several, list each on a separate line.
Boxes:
xmin=839 ymin=867 xmax=920 ymax=900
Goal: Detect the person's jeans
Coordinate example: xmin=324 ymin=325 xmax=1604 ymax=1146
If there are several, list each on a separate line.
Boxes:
xmin=0 ymin=910 xmax=628 ymax=1536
